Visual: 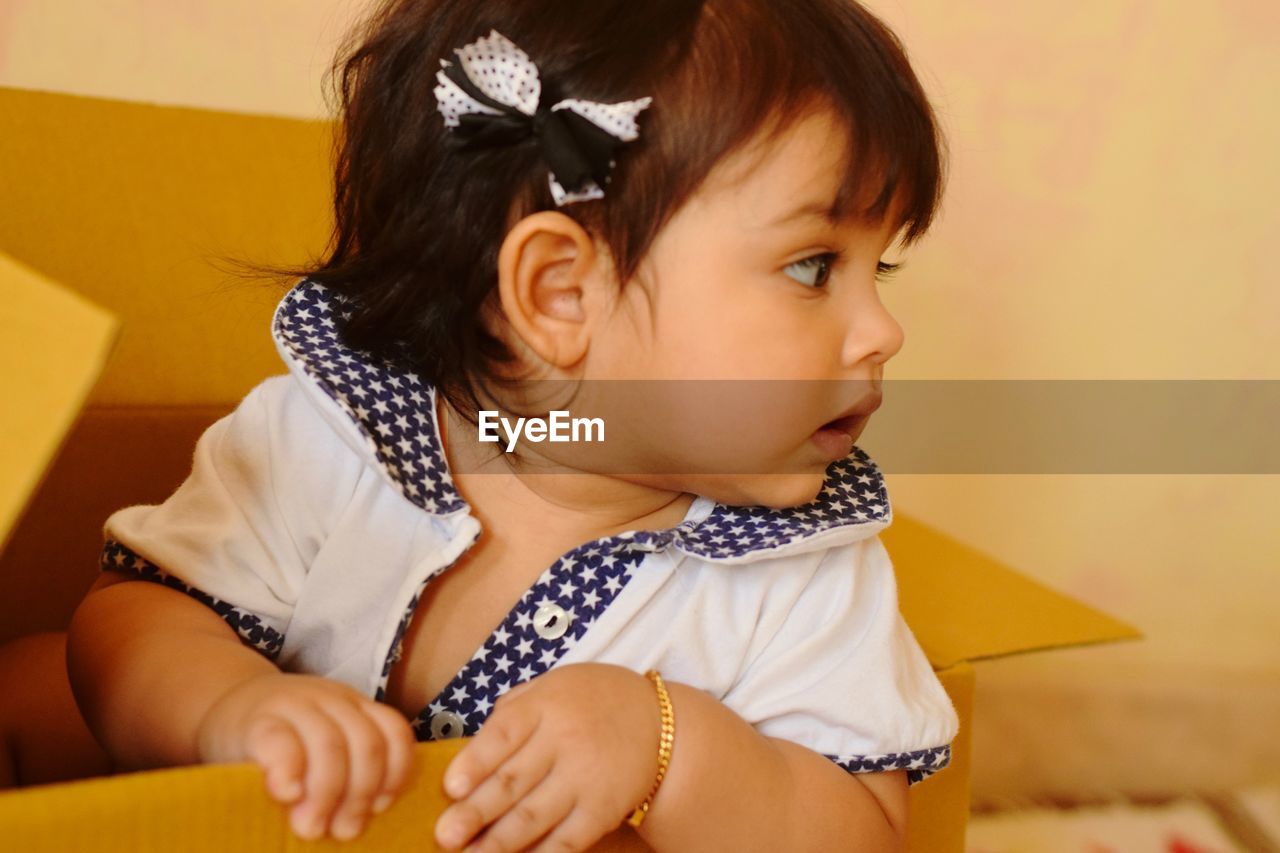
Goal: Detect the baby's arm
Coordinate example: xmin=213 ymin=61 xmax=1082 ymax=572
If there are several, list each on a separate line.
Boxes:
xmin=68 ymin=572 xmax=275 ymax=768
xmin=67 ymin=571 xmax=418 ymax=841
xmin=637 ymin=680 xmax=905 ymax=851
xmin=633 ymin=535 xmax=957 ymax=851
xmin=433 ymin=664 xmax=903 ymax=853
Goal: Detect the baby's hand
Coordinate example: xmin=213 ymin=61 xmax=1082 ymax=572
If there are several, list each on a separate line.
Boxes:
xmin=434 ymin=663 xmax=661 ymax=853
xmin=195 ymin=672 xmax=417 ymax=841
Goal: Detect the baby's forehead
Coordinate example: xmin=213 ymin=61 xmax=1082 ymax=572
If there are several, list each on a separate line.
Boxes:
xmin=708 ymin=110 xmax=846 ymax=192
xmin=692 ymin=108 xmax=900 ymax=234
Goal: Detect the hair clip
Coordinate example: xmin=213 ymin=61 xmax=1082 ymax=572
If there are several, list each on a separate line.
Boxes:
xmin=433 ymin=29 xmax=653 ymax=206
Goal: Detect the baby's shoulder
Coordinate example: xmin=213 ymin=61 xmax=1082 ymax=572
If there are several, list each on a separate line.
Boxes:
xmin=209 ymin=373 xmax=373 ymax=504
xmin=226 ymin=373 xmax=351 ymax=453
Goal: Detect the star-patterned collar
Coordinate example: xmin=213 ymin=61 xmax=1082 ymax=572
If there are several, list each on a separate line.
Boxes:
xmin=271 ymin=278 xmax=892 ymax=563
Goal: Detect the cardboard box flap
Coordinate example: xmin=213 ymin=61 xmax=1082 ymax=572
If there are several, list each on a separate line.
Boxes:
xmin=0 ymin=85 xmax=332 ymax=409
xmin=0 ymin=252 xmax=117 ymax=553
xmin=886 ymin=513 xmax=1141 ymax=669
xmin=0 ymin=739 xmax=467 ymax=853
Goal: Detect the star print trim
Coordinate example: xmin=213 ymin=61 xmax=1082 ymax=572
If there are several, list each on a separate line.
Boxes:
xmin=99 ymin=539 xmax=285 ymax=660
xmin=376 ymin=540 xmax=649 ymax=742
xmin=827 ymin=744 xmax=953 ymax=787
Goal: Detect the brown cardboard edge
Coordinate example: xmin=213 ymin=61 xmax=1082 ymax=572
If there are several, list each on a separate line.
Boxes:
xmin=907 ymin=662 xmax=975 ymax=853
xmin=0 ymin=254 xmax=119 ymax=555
xmin=953 ymin=630 xmax=1144 ymax=667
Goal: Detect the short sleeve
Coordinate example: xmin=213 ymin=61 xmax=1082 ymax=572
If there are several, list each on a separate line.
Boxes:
xmin=721 ymin=534 xmax=959 ymax=786
xmin=100 ymin=375 xmax=363 ymax=662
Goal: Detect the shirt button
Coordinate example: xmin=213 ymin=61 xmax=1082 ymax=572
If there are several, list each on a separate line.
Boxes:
xmin=532 ymin=603 xmax=572 ymax=640
xmin=429 ymin=710 xmax=465 ymax=740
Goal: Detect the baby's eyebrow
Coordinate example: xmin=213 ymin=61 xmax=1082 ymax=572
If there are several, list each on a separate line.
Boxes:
xmin=767 ymin=198 xmax=841 ymax=228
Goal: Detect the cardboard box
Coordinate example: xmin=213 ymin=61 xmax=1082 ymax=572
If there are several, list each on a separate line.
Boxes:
xmin=0 ymin=87 xmax=1139 ymax=851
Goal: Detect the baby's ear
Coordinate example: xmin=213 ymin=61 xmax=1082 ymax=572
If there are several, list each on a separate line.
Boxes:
xmin=494 ymin=211 xmax=610 ymax=373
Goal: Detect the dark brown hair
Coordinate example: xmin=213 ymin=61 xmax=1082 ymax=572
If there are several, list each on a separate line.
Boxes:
xmin=237 ymin=0 xmax=948 ymax=427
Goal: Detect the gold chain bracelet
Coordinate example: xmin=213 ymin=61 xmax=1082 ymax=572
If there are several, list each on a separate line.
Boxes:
xmin=627 ymin=669 xmax=676 ymax=829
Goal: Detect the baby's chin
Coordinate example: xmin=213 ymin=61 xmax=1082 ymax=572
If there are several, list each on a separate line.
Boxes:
xmin=679 ymin=471 xmax=829 ymax=510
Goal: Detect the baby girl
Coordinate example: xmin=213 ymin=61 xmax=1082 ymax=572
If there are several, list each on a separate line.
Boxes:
xmin=68 ymin=1 xmax=958 ymax=850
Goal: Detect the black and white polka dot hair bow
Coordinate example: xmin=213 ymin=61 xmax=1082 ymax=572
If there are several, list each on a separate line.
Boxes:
xmin=433 ymin=29 xmax=653 ymax=207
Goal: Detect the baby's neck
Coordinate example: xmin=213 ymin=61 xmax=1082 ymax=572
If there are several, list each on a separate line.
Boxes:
xmin=438 ymin=395 xmax=698 ymax=542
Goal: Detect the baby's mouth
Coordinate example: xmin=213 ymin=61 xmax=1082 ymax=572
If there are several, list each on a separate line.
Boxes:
xmin=808 ymin=391 xmax=880 ymax=440
xmin=819 ymin=392 xmax=883 ymax=434
xmin=810 ymin=393 xmax=881 ymax=458
xmin=819 ymin=413 xmax=867 ymax=436
xmin=810 ymin=415 xmax=865 ymax=460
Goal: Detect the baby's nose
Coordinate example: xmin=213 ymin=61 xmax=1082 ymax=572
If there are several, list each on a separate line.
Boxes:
xmin=842 ymin=297 xmax=905 ymax=367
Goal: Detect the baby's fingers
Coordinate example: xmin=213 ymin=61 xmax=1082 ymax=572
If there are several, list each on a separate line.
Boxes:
xmin=320 ymin=698 xmax=394 ymax=841
xmin=435 ymin=742 xmax=553 ymax=850
xmin=287 ymin=702 xmax=351 ymax=840
xmin=244 ymin=714 xmax=305 ymax=804
xmin=444 ymin=705 xmax=538 ymax=800
xmin=363 ymin=701 xmax=418 ymax=812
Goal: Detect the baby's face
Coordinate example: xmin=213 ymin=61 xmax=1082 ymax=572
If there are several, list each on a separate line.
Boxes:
xmin=580 ymin=106 xmax=907 ymax=508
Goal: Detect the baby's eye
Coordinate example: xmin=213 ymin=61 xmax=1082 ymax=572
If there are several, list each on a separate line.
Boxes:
xmin=784 ymin=252 xmax=840 ymax=288
xmin=875 ymin=260 xmax=903 ymax=282
xmin=783 ymin=253 xmax=901 ymax=289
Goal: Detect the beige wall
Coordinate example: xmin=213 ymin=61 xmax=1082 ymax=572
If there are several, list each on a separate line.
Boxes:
xmin=3 ymin=0 xmax=1276 ymax=799
xmin=872 ymin=0 xmax=1280 ymax=800
xmin=0 ymin=0 xmax=364 ymax=119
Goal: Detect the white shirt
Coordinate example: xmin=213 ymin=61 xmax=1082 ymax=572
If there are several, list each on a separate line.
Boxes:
xmin=102 ymin=279 xmax=959 ymax=784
